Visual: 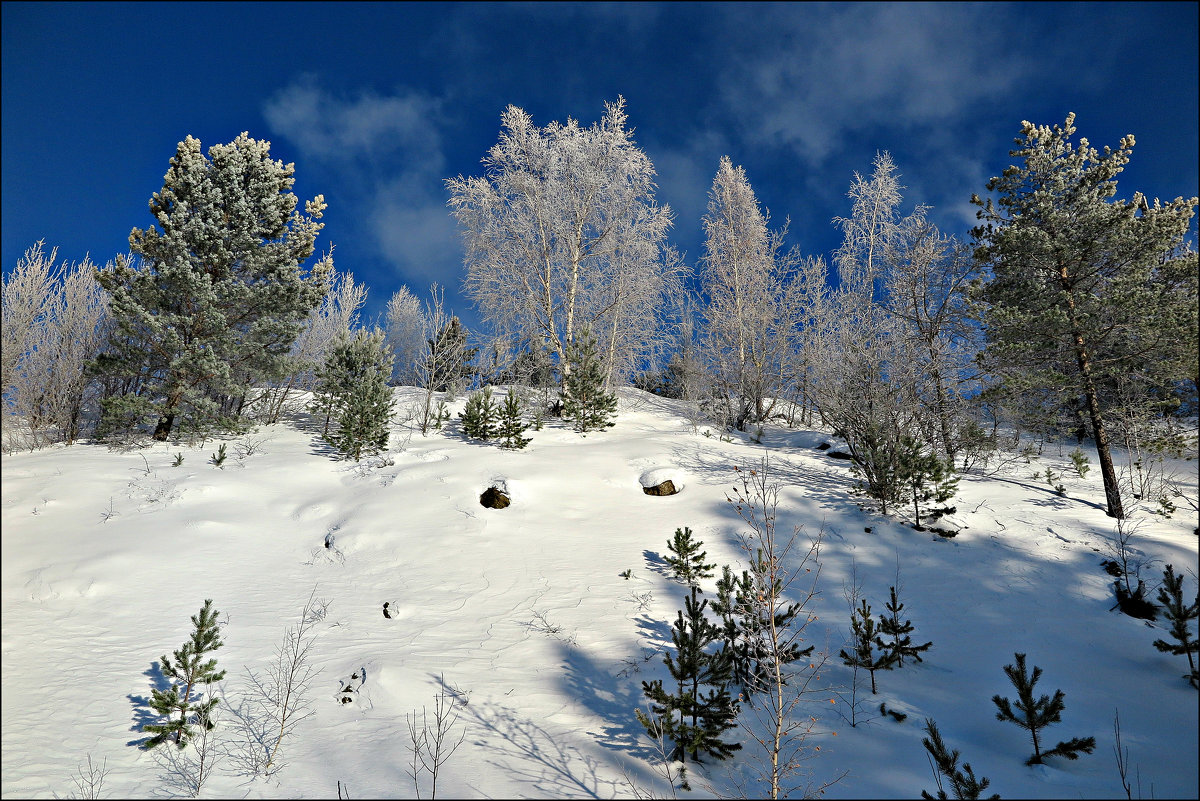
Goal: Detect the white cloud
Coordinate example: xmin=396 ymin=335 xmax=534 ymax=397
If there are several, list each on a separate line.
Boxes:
xmin=715 ymin=4 xmax=1030 ymax=164
xmin=263 ymin=81 xmax=456 ymax=285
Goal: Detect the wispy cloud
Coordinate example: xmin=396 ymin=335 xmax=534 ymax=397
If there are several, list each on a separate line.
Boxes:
xmin=263 ymin=81 xmax=457 ymax=288
xmin=714 ymin=4 xmax=1030 ymax=164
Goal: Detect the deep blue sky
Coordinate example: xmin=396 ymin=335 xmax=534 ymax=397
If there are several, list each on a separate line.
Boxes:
xmin=3 ymin=2 xmax=1197 ymax=329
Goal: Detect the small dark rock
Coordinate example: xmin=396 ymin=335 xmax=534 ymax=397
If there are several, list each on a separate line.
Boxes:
xmin=929 ymin=526 xmax=958 ymax=538
xmin=864 ymin=527 xmax=873 ymax=533
xmin=643 ymin=479 xmax=678 ymax=496
xmin=827 ymin=451 xmax=856 ymax=461
xmin=382 ymin=603 xmax=391 ymax=619
xmin=816 ymin=442 xmax=832 ymax=451
xmin=480 ymin=486 xmax=511 ymax=509
xmin=340 ymin=696 xmax=353 ymax=704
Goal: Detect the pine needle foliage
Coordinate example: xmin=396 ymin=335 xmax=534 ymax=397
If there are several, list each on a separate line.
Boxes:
xmin=971 ymin=113 xmax=1199 ymax=519
xmin=636 ymin=581 xmax=740 ymax=789
xmin=897 ymin=439 xmax=959 ymax=527
xmin=143 ymin=599 xmax=227 ymax=749
xmin=876 ymin=585 xmax=932 ymax=668
xmin=839 ymin=598 xmax=896 ymax=694
xmin=920 ymin=718 xmax=999 ymax=800
xmin=561 ymin=327 xmax=617 ymax=433
xmin=713 ymin=559 xmax=814 ymax=701
xmin=459 ymin=387 xmax=499 ymax=441
xmin=664 ymin=526 xmax=716 ymax=587
xmin=991 ymin=652 xmax=1095 ymax=765
xmin=496 ymin=390 xmax=532 ymax=450
xmin=94 ymin=133 xmax=330 ymax=442
xmin=1152 ymin=564 xmax=1199 ymax=688
xmin=320 ymin=330 xmax=396 ymax=461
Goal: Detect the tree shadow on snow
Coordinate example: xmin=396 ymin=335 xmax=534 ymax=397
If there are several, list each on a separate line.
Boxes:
xmin=126 ymin=661 xmax=173 ymax=748
xmin=434 ymin=674 xmax=625 ymax=799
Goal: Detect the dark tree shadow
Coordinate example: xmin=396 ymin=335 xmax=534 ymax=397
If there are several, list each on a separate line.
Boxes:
xmin=433 ymin=674 xmax=625 ymax=799
xmin=127 ymin=661 xmax=172 ymax=748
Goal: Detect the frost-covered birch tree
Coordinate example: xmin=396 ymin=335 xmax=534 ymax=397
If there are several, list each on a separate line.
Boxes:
xmin=699 ymin=156 xmax=804 ymax=430
xmin=447 ymin=97 xmax=677 ymax=394
xmin=816 ymin=152 xmax=980 ymax=473
xmin=881 ymin=209 xmax=983 ymax=459
xmin=383 ymin=285 xmax=426 ymax=387
xmin=2 ymin=241 xmax=110 ymax=450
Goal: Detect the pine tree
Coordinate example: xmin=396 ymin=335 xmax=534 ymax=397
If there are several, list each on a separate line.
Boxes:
xmin=992 ymin=652 xmax=1095 ymax=765
xmin=1152 ymin=564 xmax=1199 ymax=688
xmin=562 ymin=327 xmax=618 ymax=433
xmin=876 ymin=586 xmax=932 ymax=668
xmin=496 ymin=390 xmax=532 ymax=450
xmin=897 ymin=437 xmax=959 ymax=527
xmin=320 ymin=330 xmax=396 ymax=461
xmin=636 ymin=582 xmax=740 ymax=789
xmin=920 ymin=718 xmax=999 ymax=800
xmin=459 ymin=387 xmax=499 ymax=441
xmin=94 ymin=133 xmax=330 ymax=441
xmin=972 ymin=114 xmax=1198 ymax=519
xmin=839 ymin=598 xmax=896 ymax=694
xmin=664 ymin=526 xmax=716 ymax=587
xmin=143 ymin=600 xmax=227 ymax=749
xmin=713 ymin=558 xmax=814 ymax=701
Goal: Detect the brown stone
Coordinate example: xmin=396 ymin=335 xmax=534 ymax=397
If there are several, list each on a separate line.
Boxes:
xmin=480 ymin=486 xmax=510 ymax=509
xmin=643 ymin=479 xmax=678 ymax=496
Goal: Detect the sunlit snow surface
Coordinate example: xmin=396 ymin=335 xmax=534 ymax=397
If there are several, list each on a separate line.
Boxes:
xmin=3 ymin=388 xmax=1197 ymax=798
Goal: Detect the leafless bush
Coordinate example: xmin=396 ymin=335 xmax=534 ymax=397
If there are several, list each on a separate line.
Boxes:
xmin=151 ymin=702 xmax=222 ymax=798
xmin=406 ymin=676 xmax=467 ymax=800
xmin=228 ymin=588 xmax=325 ymax=778
xmin=65 ymin=754 xmax=110 ymax=800
xmin=725 ymin=457 xmax=845 ymax=798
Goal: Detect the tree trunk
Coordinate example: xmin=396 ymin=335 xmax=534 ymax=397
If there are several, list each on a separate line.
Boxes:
xmin=153 ymin=413 xmax=174 ymax=441
xmin=1063 ymin=285 xmax=1124 ymax=518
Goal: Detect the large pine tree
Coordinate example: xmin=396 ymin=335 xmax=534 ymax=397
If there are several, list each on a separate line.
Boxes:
xmin=972 ymin=114 xmax=1198 ymax=518
xmin=95 ymin=133 xmax=330 ymax=441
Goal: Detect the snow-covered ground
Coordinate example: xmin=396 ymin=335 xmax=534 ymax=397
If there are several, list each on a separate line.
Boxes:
xmin=3 ymin=388 xmax=1197 ymax=799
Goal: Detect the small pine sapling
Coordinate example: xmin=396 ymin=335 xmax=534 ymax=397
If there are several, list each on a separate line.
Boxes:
xmin=210 ymin=443 xmax=227 ymax=468
xmin=992 ymin=652 xmax=1095 ymax=765
xmin=839 ymin=598 xmax=896 ymax=694
xmin=1068 ymin=447 xmax=1090 ymax=478
xmin=920 ymin=718 xmax=999 ymax=800
xmin=713 ymin=557 xmax=813 ymax=701
xmin=1152 ymin=564 xmax=1199 ymax=688
xmin=876 ymin=586 xmax=932 ymax=668
xmin=636 ymin=580 xmax=740 ymax=790
xmin=561 ymin=327 xmax=618 ymax=433
xmin=897 ymin=437 xmax=960 ymax=527
xmin=496 ymin=391 xmax=532 ymax=450
xmin=143 ymin=599 xmax=227 ymax=749
xmin=1043 ymin=467 xmax=1066 ymax=497
xmin=321 ymin=330 xmax=397 ymax=460
xmin=172 ymin=452 xmax=185 ymax=467
xmin=459 ymin=387 xmax=498 ymax=441
xmin=663 ymin=526 xmax=716 ymax=587
xmin=433 ymin=400 xmax=450 ymax=430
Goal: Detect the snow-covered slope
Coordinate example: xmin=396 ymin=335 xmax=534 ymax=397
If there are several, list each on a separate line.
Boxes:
xmin=3 ymin=388 xmax=1197 ymax=798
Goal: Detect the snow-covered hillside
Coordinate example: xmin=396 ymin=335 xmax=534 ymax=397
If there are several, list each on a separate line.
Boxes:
xmin=2 ymin=388 xmax=1197 ymax=799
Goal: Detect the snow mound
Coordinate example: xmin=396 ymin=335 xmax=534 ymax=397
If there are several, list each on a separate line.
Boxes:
xmin=638 ymin=466 xmax=687 ymax=491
